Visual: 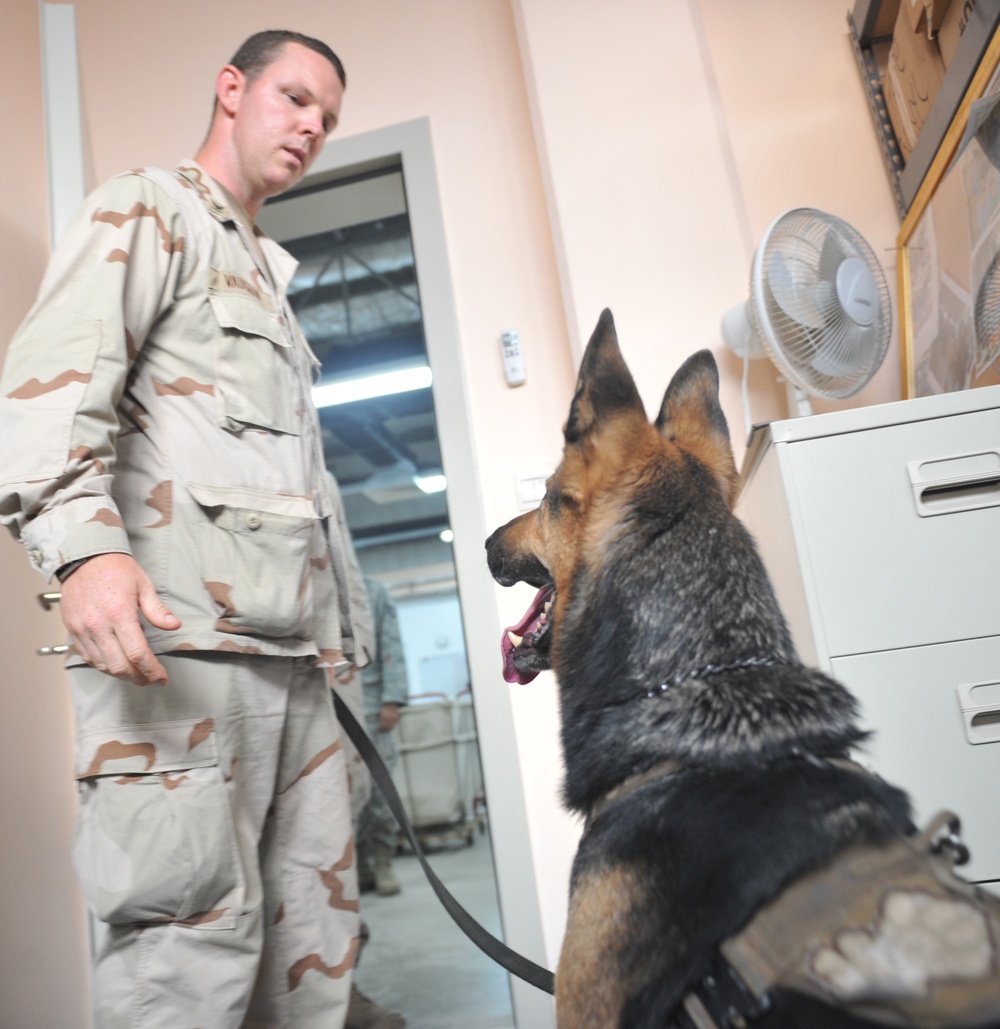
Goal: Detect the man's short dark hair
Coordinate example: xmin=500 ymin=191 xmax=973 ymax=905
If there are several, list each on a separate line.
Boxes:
xmin=229 ymin=30 xmax=346 ymax=89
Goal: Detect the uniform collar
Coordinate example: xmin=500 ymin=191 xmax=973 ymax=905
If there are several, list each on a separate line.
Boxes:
xmin=175 ymin=161 xmax=235 ymax=224
xmin=174 ymin=160 xmax=299 ymax=292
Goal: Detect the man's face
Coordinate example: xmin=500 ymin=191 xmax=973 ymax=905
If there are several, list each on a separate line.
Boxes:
xmin=231 ymin=42 xmax=344 ymax=207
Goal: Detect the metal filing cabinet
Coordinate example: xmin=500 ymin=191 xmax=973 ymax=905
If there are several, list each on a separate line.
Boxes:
xmin=735 ymin=385 xmax=1000 ymax=887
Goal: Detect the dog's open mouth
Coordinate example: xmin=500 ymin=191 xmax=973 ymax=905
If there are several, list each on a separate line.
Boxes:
xmin=501 ymin=584 xmax=555 ymax=685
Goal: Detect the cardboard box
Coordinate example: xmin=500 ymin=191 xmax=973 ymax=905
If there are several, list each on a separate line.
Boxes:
xmin=883 ymin=59 xmax=916 ymax=158
xmin=882 ymin=1 xmax=947 ymax=157
xmin=903 ymin=0 xmax=953 ymax=35
xmin=939 ymin=0 xmax=977 ymax=66
xmin=926 ymin=0 xmax=953 ymax=34
xmin=871 ymin=0 xmax=902 ymax=38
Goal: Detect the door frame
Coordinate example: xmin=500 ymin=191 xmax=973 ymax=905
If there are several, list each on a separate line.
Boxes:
xmin=282 ymin=117 xmax=553 ymax=1029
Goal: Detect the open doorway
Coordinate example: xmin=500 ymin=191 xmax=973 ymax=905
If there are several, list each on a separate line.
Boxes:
xmin=258 ymin=125 xmax=538 ymax=1029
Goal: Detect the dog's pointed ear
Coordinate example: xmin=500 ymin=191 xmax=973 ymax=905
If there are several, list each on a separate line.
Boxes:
xmin=656 ymin=350 xmax=740 ymax=508
xmin=565 ymin=309 xmax=644 ymax=444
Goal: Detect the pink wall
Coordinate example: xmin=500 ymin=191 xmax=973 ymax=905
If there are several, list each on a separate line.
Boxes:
xmin=0 ymin=0 xmax=905 ymax=1018
xmin=515 ymin=0 xmax=901 ymax=442
xmin=0 ymin=5 xmax=92 ymax=1026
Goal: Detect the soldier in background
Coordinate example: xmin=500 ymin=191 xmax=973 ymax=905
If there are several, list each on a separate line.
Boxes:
xmin=357 ymin=576 xmax=410 ymax=897
xmin=328 ymin=493 xmax=404 ymax=1029
xmin=0 ymin=30 xmax=371 ymax=1029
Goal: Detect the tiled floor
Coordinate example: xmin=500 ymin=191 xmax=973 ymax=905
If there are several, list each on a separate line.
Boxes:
xmin=354 ymin=829 xmax=516 ymax=1029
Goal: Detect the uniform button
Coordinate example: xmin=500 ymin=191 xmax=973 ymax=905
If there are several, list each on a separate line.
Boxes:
xmin=245 ymin=513 xmax=262 ymax=530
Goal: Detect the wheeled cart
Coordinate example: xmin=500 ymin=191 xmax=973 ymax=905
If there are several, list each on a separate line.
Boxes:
xmin=391 ymin=692 xmax=486 ymax=848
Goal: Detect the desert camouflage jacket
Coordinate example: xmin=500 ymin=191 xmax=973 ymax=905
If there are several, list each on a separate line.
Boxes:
xmin=0 ymin=162 xmax=371 ymax=668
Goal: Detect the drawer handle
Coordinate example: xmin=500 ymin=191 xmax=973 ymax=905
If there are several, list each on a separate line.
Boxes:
xmin=919 ymin=474 xmax=1000 ymax=511
xmin=908 ymin=451 xmax=1000 ymax=517
xmin=957 ymin=681 xmax=1000 ymax=745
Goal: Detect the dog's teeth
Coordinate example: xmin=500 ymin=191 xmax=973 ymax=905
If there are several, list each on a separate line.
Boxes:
xmin=508 ymin=631 xmax=523 ymax=648
xmin=539 ymin=611 xmax=547 ymax=624
xmin=544 ymin=600 xmax=553 ymax=613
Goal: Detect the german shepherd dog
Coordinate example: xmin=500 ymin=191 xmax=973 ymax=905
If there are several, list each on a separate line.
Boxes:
xmin=485 ymin=310 xmax=1000 ymax=1029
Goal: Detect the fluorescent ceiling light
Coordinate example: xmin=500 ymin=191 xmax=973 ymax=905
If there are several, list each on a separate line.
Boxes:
xmin=312 ymin=364 xmax=432 ymax=408
xmin=439 ymin=528 xmax=454 ymax=543
xmin=414 ymin=473 xmax=447 ymax=494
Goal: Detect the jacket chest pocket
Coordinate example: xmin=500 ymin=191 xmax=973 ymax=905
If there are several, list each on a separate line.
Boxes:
xmin=209 ymin=290 xmax=301 ymax=436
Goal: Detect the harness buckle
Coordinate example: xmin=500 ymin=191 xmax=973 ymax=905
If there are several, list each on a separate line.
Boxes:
xmin=669 ymin=956 xmax=771 ymax=1028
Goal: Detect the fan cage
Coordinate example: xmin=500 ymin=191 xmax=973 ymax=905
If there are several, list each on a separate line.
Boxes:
xmin=748 ymin=208 xmax=891 ymax=399
xmin=974 ymin=249 xmax=1000 ymax=377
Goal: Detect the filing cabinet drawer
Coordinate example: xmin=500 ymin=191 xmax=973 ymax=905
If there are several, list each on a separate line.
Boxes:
xmin=833 ymin=636 xmax=1000 ymax=885
xmin=782 ymin=406 xmax=1000 ymax=656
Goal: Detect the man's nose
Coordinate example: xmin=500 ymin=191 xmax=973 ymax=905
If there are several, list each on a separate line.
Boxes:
xmin=301 ymin=107 xmax=324 ymax=139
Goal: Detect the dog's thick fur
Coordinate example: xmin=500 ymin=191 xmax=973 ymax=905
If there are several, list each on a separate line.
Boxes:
xmin=485 ymin=310 xmax=1000 ymax=1029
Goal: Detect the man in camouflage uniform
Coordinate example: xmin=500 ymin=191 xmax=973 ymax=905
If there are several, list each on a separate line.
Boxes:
xmin=357 ymin=577 xmax=410 ymax=898
xmin=0 ymin=30 xmax=373 ymax=1029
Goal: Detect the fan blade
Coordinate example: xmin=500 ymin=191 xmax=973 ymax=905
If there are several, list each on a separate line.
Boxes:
xmin=810 ymin=318 xmax=873 ymax=379
xmin=816 ymin=222 xmax=853 ymax=285
xmin=767 ymin=250 xmax=825 ymax=329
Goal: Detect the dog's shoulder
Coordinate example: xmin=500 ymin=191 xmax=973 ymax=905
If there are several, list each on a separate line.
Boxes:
xmin=566 ymin=758 xmax=912 ymax=1024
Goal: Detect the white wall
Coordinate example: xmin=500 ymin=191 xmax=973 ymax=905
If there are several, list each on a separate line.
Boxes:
xmin=395 ymin=594 xmax=470 ymax=698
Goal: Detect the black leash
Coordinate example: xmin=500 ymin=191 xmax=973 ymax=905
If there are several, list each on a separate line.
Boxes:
xmin=332 ymin=690 xmax=556 ymax=996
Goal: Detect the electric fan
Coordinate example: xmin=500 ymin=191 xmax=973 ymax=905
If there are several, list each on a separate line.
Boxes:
xmin=722 ymin=207 xmax=891 ymax=418
xmin=974 ymin=249 xmax=1000 ymax=377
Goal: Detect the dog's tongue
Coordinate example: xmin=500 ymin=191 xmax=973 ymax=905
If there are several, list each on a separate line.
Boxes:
xmin=500 ymin=585 xmax=553 ymax=685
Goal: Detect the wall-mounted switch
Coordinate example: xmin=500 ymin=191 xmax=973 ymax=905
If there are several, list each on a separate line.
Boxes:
xmin=516 ymin=471 xmax=551 ymax=510
xmin=501 ymin=329 xmax=527 ymax=387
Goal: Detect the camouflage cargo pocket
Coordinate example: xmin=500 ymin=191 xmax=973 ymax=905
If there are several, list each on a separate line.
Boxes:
xmin=72 ymin=719 xmax=242 ymax=930
xmin=188 ymin=483 xmax=316 ymax=640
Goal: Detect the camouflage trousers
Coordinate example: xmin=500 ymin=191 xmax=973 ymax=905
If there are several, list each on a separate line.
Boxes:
xmin=357 ymin=718 xmax=400 ymax=861
xmin=70 ymin=652 xmax=360 ymax=1028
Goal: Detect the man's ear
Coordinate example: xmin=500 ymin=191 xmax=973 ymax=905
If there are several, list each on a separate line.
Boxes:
xmin=215 ymin=64 xmax=245 ymax=117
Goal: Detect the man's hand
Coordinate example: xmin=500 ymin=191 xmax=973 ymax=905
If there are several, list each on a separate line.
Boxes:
xmin=379 ymin=703 xmax=401 ymax=733
xmin=59 ymin=553 xmax=181 ymax=686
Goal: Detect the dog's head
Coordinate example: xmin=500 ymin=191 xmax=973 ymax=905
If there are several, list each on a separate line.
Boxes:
xmin=485 ymin=309 xmax=739 ymax=685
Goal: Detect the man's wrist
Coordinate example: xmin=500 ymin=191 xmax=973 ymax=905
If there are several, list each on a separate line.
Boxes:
xmin=55 ymin=556 xmax=94 ymax=583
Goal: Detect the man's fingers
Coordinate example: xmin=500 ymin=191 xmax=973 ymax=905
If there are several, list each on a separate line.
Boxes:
xmin=71 ymin=623 xmax=166 ymax=686
xmin=118 ymin=639 xmax=169 ymax=685
xmin=138 ymin=579 xmax=181 ymax=632
xmin=58 ymin=553 xmax=179 ymax=684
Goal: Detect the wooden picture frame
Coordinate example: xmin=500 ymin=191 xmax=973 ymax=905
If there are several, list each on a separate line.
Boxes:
xmin=898 ymin=26 xmax=1000 ymax=397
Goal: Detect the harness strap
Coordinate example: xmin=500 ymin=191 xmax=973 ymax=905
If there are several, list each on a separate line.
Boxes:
xmin=587 ymin=758 xmax=683 ymax=826
xmin=332 ymin=690 xmax=556 ymax=996
xmin=716 ymin=811 xmax=1000 ymax=1029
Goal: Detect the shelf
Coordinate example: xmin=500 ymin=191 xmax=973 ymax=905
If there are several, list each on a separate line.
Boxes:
xmin=849 ymin=0 xmax=1000 ymax=217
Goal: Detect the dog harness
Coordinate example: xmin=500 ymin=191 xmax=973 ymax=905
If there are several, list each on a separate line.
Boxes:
xmin=670 ymin=808 xmax=1000 ymax=1028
